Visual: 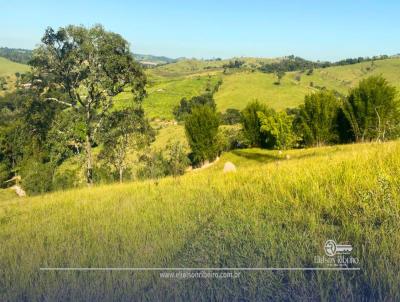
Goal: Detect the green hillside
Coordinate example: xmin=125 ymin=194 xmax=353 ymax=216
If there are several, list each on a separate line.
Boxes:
xmin=0 ymin=56 xmax=29 ymax=77
xmin=0 ymin=56 xmax=30 ymax=94
xmin=214 ymin=58 xmax=400 ymax=112
xmin=116 ymin=74 xmax=221 ymax=119
xmin=137 ymin=57 xmax=400 ymax=118
xmin=1 ymin=141 xmax=399 ymax=300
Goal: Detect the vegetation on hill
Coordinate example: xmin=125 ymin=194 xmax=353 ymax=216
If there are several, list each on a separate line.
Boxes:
xmin=214 ymin=58 xmax=400 ymax=113
xmin=0 ymin=47 xmax=32 ymax=64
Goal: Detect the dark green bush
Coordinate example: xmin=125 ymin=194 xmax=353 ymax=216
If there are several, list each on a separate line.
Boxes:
xmin=185 ymin=105 xmax=220 ymax=166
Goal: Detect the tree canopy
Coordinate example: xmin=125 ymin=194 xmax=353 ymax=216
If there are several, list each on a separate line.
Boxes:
xmin=30 ymin=25 xmax=147 ymax=184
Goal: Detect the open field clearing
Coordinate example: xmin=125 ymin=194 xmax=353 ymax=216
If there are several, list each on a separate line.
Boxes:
xmin=214 ymin=58 xmax=400 ymax=112
xmin=1 ymin=141 xmax=399 ymax=300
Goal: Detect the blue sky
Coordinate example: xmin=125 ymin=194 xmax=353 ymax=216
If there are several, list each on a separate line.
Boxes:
xmin=1 ymin=0 xmax=399 ymax=61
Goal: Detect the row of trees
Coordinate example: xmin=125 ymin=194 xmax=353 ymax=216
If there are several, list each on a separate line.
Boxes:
xmin=258 ymin=55 xmax=391 ymax=74
xmin=241 ymin=76 xmax=399 ymax=150
xmin=173 ymin=75 xmax=399 ymax=172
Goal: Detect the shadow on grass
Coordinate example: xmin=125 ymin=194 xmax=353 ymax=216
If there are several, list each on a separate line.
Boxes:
xmin=231 ymin=148 xmax=341 ymax=164
xmin=231 ymin=149 xmax=282 ymax=163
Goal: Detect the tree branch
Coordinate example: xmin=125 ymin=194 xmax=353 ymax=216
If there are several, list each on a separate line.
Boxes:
xmin=45 ymin=97 xmax=77 ymax=109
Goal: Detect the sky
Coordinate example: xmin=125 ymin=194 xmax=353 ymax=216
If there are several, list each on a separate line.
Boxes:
xmin=1 ymin=0 xmax=399 ymax=61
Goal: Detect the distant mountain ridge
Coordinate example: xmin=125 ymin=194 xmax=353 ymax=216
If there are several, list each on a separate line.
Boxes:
xmin=0 ymin=47 xmax=177 ymax=65
xmin=0 ymin=47 xmax=32 ymax=64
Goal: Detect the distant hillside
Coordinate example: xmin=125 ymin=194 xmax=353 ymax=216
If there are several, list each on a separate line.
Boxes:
xmin=0 ymin=56 xmax=29 ymax=76
xmin=0 ymin=47 xmax=32 ymax=64
xmin=214 ymin=57 xmax=400 ymax=112
xmin=0 ymin=57 xmax=30 ymax=94
xmin=134 ymin=53 xmax=176 ymax=65
xmin=0 ymin=47 xmax=176 ymax=66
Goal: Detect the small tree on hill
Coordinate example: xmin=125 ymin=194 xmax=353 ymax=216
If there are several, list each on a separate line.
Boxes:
xmin=258 ymin=110 xmax=297 ymax=150
xmin=99 ymin=107 xmax=153 ymax=183
xmin=165 ymin=140 xmax=189 ymax=177
xmin=274 ymin=70 xmax=285 ymax=85
xmin=241 ymin=100 xmax=274 ymax=147
xmin=296 ymin=90 xmax=340 ymax=146
xmin=343 ymin=76 xmax=399 ymax=142
xmin=173 ymin=93 xmax=216 ymax=121
xmin=185 ymin=105 xmax=220 ymax=165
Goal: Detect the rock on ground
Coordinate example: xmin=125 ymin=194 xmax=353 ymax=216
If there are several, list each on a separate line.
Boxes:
xmin=223 ymin=161 xmax=236 ymax=173
xmin=11 ymin=185 xmax=26 ymax=197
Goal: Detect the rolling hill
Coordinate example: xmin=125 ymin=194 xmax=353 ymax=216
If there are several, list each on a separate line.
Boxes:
xmin=0 ymin=57 xmax=30 ymax=94
xmin=0 ymin=56 xmax=30 ymax=77
xmin=145 ymin=57 xmax=400 ymax=115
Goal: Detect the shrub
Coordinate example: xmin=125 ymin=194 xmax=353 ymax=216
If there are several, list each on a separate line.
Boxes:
xmin=52 ymin=168 xmax=80 ymax=190
xmin=217 ymin=125 xmax=249 ymax=151
xmin=20 ymin=160 xmax=54 ymax=195
xmin=165 ymin=140 xmax=189 ymax=177
xmin=137 ymin=151 xmax=168 ymax=180
xmin=220 ymin=108 xmax=241 ymax=125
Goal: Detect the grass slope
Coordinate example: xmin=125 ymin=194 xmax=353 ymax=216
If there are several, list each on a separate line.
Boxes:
xmin=214 ymin=58 xmax=400 ymax=112
xmin=0 ymin=57 xmax=30 ymax=94
xmin=1 ymin=141 xmax=399 ymax=300
xmin=115 ymin=74 xmax=221 ymax=119
xmin=0 ymin=57 xmax=29 ymax=77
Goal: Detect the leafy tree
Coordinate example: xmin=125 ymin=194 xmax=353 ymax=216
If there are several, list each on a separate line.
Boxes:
xmin=137 ymin=150 xmax=168 ymax=180
xmin=173 ymin=93 xmax=216 ymax=121
xmin=185 ymin=105 xmax=220 ymax=165
xmin=223 ymin=59 xmax=245 ymax=69
xmin=30 ymin=25 xmax=146 ymax=184
xmin=274 ymin=70 xmax=285 ymax=85
xmin=343 ymin=76 xmax=399 ymax=142
xmin=241 ymin=100 xmax=274 ymax=147
xmin=164 ymin=140 xmax=189 ymax=177
xmin=99 ymin=107 xmax=153 ymax=183
xmin=220 ymin=108 xmax=241 ymax=125
xmin=217 ymin=125 xmax=249 ymax=151
xmin=258 ymin=110 xmax=297 ymax=150
xmin=296 ymin=90 xmax=340 ymax=146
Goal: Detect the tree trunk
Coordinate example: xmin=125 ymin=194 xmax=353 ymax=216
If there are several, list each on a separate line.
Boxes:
xmin=85 ymin=133 xmax=93 ymax=185
xmin=119 ymin=167 xmax=123 ymax=183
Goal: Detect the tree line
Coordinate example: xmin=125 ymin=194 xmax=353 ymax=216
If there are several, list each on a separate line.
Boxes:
xmin=182 ymin=75 xmax=399 ymax=169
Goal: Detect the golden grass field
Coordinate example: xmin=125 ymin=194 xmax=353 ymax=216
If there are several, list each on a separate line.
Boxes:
xmin=1 ymin=141 xmax=399 ymax=300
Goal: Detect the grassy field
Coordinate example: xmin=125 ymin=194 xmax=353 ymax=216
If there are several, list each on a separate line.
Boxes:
xmin=0 ymin=57 xmax=29 ymax=77
xmin=1 ymin=141 xmax=399 ymax=300
xmin=115 ymin=74 xmax=221 ymax=120
xmin=135 ymin=57 xmax=400 ymax=118
xmin=214 ymin=58 xmax=400 ymax=112
xmin=0 ymin=57 xmax=30 ymax=94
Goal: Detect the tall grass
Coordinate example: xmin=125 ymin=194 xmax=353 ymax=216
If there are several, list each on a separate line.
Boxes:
xmin=1 ymin=141 xmax=399 ymax=301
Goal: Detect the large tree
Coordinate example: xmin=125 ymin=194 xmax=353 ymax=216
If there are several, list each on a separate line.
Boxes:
xmin=30 ymin=25 xmax=146 ymax=184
